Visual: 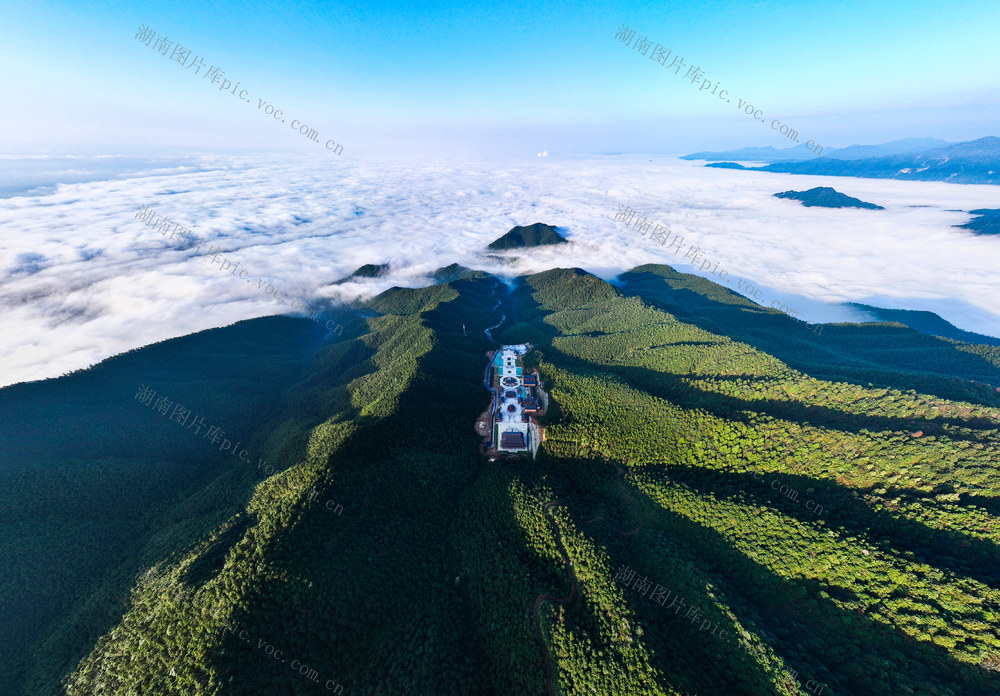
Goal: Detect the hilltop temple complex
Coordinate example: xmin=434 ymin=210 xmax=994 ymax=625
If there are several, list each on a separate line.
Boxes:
xmin=480 ymin=343 xmax=546 ymax=458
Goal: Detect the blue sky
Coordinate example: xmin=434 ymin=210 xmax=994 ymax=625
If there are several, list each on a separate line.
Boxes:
xmin=2 ymin=0 xmax=999 ymax=156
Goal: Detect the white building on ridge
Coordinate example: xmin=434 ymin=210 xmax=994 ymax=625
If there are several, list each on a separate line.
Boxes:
xmin=492 ymin=344 xmax=534 ymax=452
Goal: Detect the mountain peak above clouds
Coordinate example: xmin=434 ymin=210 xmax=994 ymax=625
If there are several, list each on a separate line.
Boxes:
xmin=487 ymin=223 xmax=568 ymax=250
xmin=774 ymin=187 xmax=884 ymax=209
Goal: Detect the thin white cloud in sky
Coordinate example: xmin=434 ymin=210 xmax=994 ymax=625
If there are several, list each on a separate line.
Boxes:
xmin=1 ymin=152 xmax=998 ymax=388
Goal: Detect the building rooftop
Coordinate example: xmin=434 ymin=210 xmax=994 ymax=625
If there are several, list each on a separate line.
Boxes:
xmin=500 ymin=431 xmax=526 ymax=449
xmin=492 ymin=344 xmax=536 ymax=452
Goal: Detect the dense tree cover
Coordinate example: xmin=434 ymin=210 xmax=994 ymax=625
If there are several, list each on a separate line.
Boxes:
xmin=509 ymin=266 xmax=1000 ymax=694
xmin=4 ymin=264 xmax=999 ymax=695
xmin=0 ymin=315 xmax=342 ymax=694
xmin=618 ymin=265 xmax=1000 ymax=408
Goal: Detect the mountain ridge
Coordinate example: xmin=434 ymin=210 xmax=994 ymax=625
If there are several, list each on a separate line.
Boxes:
xmin=4 ymin=263 xmax=1000 ymax=696
xmin=682 ymin=137 xmax=951 ymax=163
xmin=700 ymin=136 xmax=1000 ymax=185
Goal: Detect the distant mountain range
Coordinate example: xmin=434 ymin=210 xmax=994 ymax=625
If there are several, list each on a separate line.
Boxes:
xmin=851 ymin=303 xmax=1000 ymax=346
xmin=683 ymin=137 xmax=950 ymax=163
xmin=774 ymin=187 xmax=883 ymax=210
xmin=693 ymin=136 xmax=1000 ymax=185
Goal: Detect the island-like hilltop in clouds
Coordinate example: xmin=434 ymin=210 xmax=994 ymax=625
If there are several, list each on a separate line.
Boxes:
xmin=957 ymin=209 xmax=1000 ymax=235
xmin=487 ymin=222 xmax=568 ymax=249
xmin=334 ymin=263 xmax=391 ymax=283
xmin=774 ymin=186 xmax=884 ymax=209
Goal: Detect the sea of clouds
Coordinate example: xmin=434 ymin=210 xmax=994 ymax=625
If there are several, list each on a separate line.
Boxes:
xmin=1 ymin=151 xmax=998 ymax=388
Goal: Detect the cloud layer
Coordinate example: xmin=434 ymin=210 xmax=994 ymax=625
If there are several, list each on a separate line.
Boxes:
xmin=1 ymin=152 xmax=998 ymax=388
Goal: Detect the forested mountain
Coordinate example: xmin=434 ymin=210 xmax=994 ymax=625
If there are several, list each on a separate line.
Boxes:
xmin=488 ymin=223 xmax=567 ymax=249
xmin=3 ymin=264 xmax=1000 ymax=696
xmin=335 ymin=264 xmax=392 ymax=282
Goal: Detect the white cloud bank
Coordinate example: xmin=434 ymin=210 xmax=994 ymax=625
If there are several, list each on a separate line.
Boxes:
xmin=1 ymin=152 xmax=998 ymax=388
